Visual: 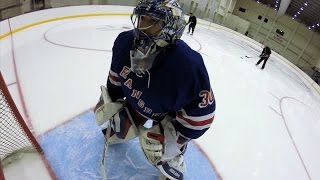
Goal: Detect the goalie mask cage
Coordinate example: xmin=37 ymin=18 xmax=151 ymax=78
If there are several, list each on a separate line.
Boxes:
xmin=0 ymin=72 xmax=55 ymax=179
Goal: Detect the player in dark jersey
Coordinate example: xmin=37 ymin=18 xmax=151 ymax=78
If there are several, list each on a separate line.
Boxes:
xmin=94 ymin=0 xmax=216 ymax=179
xmin=256 ymin=44 xmax=272 ymax=70
xmin=187 ymin=13 xmax=197 ymax=35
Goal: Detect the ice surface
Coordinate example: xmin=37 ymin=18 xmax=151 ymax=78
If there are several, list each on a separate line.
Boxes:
xmin=1 ymin=13 xmax=320 ymax=180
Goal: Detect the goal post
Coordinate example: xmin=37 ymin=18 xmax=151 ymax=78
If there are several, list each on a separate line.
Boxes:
xmin=0 ymin=162 xmax=4 ymax=180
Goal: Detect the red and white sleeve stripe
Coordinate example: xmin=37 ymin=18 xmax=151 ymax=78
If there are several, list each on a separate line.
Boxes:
xmin=176 ymin=109 xmax=214 ymax=130
xmin=108 ymin=70 xmax=121 ymax=86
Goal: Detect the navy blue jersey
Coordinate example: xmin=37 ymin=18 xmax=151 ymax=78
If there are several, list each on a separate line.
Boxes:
xmin=107 ymin=30 xmax=215 ymax=139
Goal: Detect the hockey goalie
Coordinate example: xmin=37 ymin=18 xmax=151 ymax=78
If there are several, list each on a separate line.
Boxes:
xmin=94 ymin=0 xmax=216 ymax=179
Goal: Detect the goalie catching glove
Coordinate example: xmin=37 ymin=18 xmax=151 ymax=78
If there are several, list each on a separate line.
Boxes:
xmin=139 ymin=116 xmax=190 ymax=180
xmin=94 ymin=85 xmax=124 ymax=126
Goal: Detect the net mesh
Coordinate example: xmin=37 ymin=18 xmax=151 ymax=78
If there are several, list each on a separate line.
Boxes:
xmin=0 ymin=90 xmax=33 ymax=162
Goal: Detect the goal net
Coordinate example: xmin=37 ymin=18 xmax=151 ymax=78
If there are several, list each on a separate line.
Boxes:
xmin=0 ymin=72 xmax=44 ymax=179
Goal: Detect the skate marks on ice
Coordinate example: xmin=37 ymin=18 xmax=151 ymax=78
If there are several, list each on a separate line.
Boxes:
xmin=40 ymin=111 xmax=219 ymax=180
xmin=267 ymin=58 xmax=316 ymax=96
xmin=267 ymin=94 xmax=320 ymax=179
xmin=181 ymin=32 xmax=202 ymax=53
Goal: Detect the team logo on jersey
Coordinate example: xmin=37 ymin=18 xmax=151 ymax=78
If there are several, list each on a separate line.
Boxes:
xmin=198 ymin=89 xmax=214 ymax=108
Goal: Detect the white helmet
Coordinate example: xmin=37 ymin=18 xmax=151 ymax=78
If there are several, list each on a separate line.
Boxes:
xmin=130 ymin=0 xmax=186 ymax=74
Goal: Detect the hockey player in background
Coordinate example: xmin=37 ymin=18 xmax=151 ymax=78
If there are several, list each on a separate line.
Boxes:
xmin=186 ymin=13 xmax=197 ymax=35
xmin=256 ymin=44 xmax=272 ymax=70
xmin=94 ymin=0 xmax=215 ymax=179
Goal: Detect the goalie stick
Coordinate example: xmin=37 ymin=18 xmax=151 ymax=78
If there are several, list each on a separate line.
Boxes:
xmin=101 ymin=122 xmax=111 ymax=180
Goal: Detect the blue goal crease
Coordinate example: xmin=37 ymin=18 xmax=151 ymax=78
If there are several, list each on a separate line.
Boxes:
xmin=40 ymin=111 xmax=218 ymax=180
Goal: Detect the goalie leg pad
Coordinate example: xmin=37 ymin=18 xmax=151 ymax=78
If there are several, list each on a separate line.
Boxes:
xmin=139 ymin=125 xmax=164 ymax=165
xmin=139 ymin=116 xmax=189 ymax=180
xmin=157 ymin=155 xmax=186 ymax=180
xmin=107 ymin=107 xmax=140 ymax=145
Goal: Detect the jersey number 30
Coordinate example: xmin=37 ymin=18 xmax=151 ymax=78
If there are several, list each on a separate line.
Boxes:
xmin=199 ymin=90 xmax=214 ymax=108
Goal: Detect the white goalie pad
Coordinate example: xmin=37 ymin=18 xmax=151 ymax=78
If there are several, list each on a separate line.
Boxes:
xmin=139 ymin=125 xmax=164 ymax=165
xmin=162 ymin=120 xmax=189 ymax=161
xmin=139 ymin=116 xmax=189 ymax=179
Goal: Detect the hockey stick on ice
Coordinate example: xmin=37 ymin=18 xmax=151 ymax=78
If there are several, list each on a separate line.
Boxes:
xmin=241 ymin=55 xmax=259 ymax=59
xmin=244 ymin=55 xmax=258 ymax=58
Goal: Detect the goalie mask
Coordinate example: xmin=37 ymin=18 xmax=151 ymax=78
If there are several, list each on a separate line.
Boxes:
xmin=130 ymin=0 xmax=186 ymax=74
